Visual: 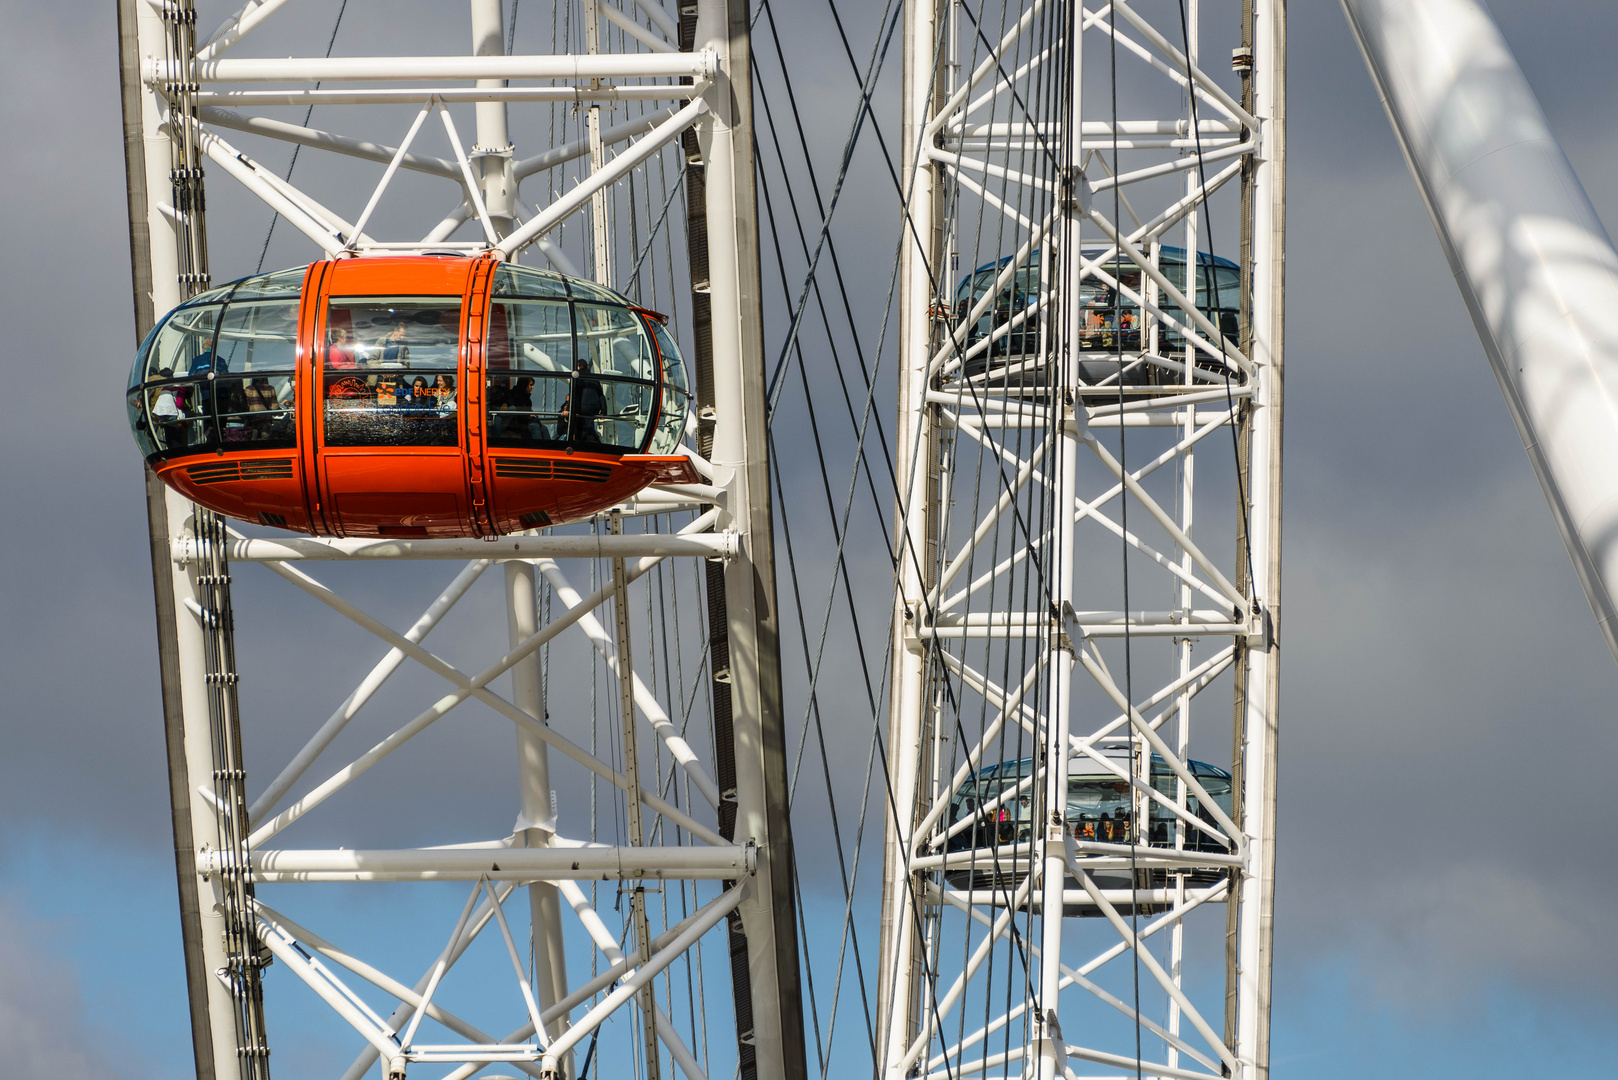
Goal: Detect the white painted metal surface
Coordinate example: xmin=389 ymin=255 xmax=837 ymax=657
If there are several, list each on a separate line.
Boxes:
xmin=876 ymin=2 xmax=1284 ymax=1079
xmin=1344 ymin=0 xmax=1618 ymax=663
xmin=117 ymin=3 xmax=801 ymax=1079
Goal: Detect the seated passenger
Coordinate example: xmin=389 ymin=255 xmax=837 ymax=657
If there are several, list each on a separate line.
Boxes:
xmin=492 ymin=377 xmax=516 ymax=410
xmin=433 ymin=374 xmax=457 ymax=415
xmin=327 ymin=327 xmax=358 ymax=369
xmin=508 ymin=376 xmax=535 ymax=412
xmin=373 ymin=320 xmax=410 ymax=368
xmin=408 ymin=376 xmax=431 ymax=417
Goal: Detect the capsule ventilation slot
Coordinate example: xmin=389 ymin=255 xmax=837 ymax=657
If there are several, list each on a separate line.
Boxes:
xmin=518 ymin=511 xmax=552 ymax=528
xmin=493 ymin=459 xmax=612 ymax=483
xmin=258 ymin=512 xmax=288 ymax=528
xmin=186 ymin=459 xmax=295 ymax=485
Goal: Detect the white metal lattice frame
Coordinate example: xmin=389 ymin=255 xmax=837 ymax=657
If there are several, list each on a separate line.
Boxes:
xmin=120 ymin=2 xmax=797 ymax=1079
xmin=879 ymin=2 xmax=1282 ymax=1079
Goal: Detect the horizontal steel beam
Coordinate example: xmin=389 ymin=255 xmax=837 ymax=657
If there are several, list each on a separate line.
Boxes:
xmin=216 ymin=843 xmax=756 ymax=883
xmin=920 ymin=622 xmax=1249 ymax=640
xmin=191 ymin=532 xmax=736 ymax=564
xmin=909 ymin=843 xmax=1240 ymax=873
xmin=943 ymin=119 xmax=1242 ymax=136
xmin=153 ymin=51 xmax=714 ymax=84
xmin=189 ymin=86 xmax=702 ymax=107
xmin=931 ymin=609 xmax=1238 ymax=627
xmin=931 ymin=886 xmax=1226 ymax=908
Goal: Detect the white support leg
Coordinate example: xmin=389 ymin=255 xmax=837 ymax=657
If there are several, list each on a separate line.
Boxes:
xmin=506 ymin=561 xmax=572 ymax=1072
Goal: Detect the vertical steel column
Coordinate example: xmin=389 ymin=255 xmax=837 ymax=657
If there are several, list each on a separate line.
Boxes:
xmin=469 ymin=0 xmax=517 ymax=234
xmin=1169 ymin=3 xmax=1201 ymax=1065
xmin=470 ymin=2 xmax=571 ymax=1067
xmin=1234 ymin=2 xmax=1285 ymax=1077
xmin=118 ymin=2 xmax=262 ymax=1077
xmin=609 ymin=514 xmax=662 ymax=1080
xmin=582 ymin=0 xmax=614 ymax=287
xmin=507 ymin=562 xmax=572 ymax=1065
xmin=878 ymin=0 xmax=944 ymax=1073
xmin=694 ymin=2 xmax=807 ymax=1079
xmin=1037 ymin=8 xmax=1083 ymax=1079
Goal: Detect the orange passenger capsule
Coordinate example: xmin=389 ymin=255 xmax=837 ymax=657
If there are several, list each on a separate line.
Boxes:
xmin=126 ymin=255 xmax=698 ymax=538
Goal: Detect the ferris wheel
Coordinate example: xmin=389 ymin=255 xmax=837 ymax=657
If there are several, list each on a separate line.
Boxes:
xmin=116 ymin=2 xmax=1287 ymax=1080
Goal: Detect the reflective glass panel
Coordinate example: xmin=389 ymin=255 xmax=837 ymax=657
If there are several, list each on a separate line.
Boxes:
xmin=652 ymin=322 xmax=690 ymax=396
xmin=214 ymin=300 xmax=299 ymax=373
xmin=488 ymin=371 xmax=571 ymax=448
xmin=492 ymin=263 xmax=570 ymax=299
xmin=948 ymin=767 xmax=1037 ymax=848
xmin=489 ymin=298 xmax=572 ymax=372
xmin=228 ymin=266 xmax=306 ymax=301
xmin=647 ymin=387 xmax=689 ymax=455
xmin=138 ymin=303 xmax=223 ymax=385
xmin=566 ymin=278 xmax=630 ymax=304
xmin=323 ymin=297 xmax=461 ymax=447
xmin=216 ymin=374 xmax=296 ymax=447
xmin=574 ymin=304 xmax=656 ymax=380
xmin=1065 ymin=777 xmax=1136 ymax=842
xmin=129 ymin=379 xmax=210 ymax=455
xmin=567 ymin=376 xmax=654 ymax=451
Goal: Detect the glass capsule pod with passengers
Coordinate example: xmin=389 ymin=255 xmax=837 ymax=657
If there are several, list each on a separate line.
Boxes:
xmin=949 ymin=246 xmax=1242 ymax=389
xmin=940 ymin=744 xmax=1234 ymax=911
xmin=127 ymin=256 xmax=697 ymax=537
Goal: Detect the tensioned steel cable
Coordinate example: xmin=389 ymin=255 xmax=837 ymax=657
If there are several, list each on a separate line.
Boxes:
xmin=845 ymin=4 xmax=1064 ymax=1071
xmin=751 ymin=1 xmax=1094 ymax=1073
xmin=762 ymin=0 xmax=905 ymax=417
xmin=751 ymin=52 xmax=889 ymax=1080
xmin=766 ymin=423 xmax=881 ymax=1074
xmin=751 ymin=35 xmax=896 ymax=556
xmin=750 ymin=6 xmax=993 ymax=1075
xmin=253 ymin=0 xmax=349 ymax=274
xmin=1102 ymin=3 xmax=1146 ymax=1076
xmin=1174 ymin=0 xmax=1257 ymax=596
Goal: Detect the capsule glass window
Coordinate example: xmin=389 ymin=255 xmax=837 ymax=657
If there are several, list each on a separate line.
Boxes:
xmin=323 ymin=297 xmax=462 ymax=448
xmin=648 ymin=321 xmax=690 ymax=455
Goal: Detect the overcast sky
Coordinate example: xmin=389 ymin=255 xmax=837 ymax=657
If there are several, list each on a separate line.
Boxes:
xmin=2 ymin=1 xmax=1617 ymax=1077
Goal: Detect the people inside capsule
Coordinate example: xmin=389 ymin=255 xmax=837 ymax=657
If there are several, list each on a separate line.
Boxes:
xmin=129 ymin=258 xmax=696 ymax=537
xmin=943 ymin=753 xmax=1234 ymax=854
xmin=951 ymin=247 xmax=1238 ymax=367
xmin=561 ymin=358 xmax=607 ymax=444
xmin=328 ymin=326 xmax=358 ymax=369
xmin=374 ymin=319 xmax=411 ymax=367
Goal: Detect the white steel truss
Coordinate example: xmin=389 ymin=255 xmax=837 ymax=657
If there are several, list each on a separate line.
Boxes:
xmin=878 ymin=3 xmax=1283 ymax=1080
xmin=117 ymin=3 xmax=804 ymax=1080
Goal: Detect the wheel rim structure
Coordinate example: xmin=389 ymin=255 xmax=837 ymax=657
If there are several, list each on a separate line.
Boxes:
xmin=117 ymin=3 xmax=804 ymax=1080
xmin=876 ymin=2 xmax=1283 ymax=1080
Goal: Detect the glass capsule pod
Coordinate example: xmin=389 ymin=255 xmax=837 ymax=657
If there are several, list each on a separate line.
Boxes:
xmin=127 ymin=256 xmax=696 ymax=537
xmin=940 ymin=745 xmax=1235 ymax=906
xmin=949 ymin=245 xmax=1242 ymax=387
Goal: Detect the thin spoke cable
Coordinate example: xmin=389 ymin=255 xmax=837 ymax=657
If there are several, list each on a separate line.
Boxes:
xmin=254 ymin=0 xmax=349 ymax=273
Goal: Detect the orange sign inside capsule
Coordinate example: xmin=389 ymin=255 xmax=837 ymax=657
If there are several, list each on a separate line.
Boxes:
xmin=127 ymin=256 xmax=697 ymax=537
